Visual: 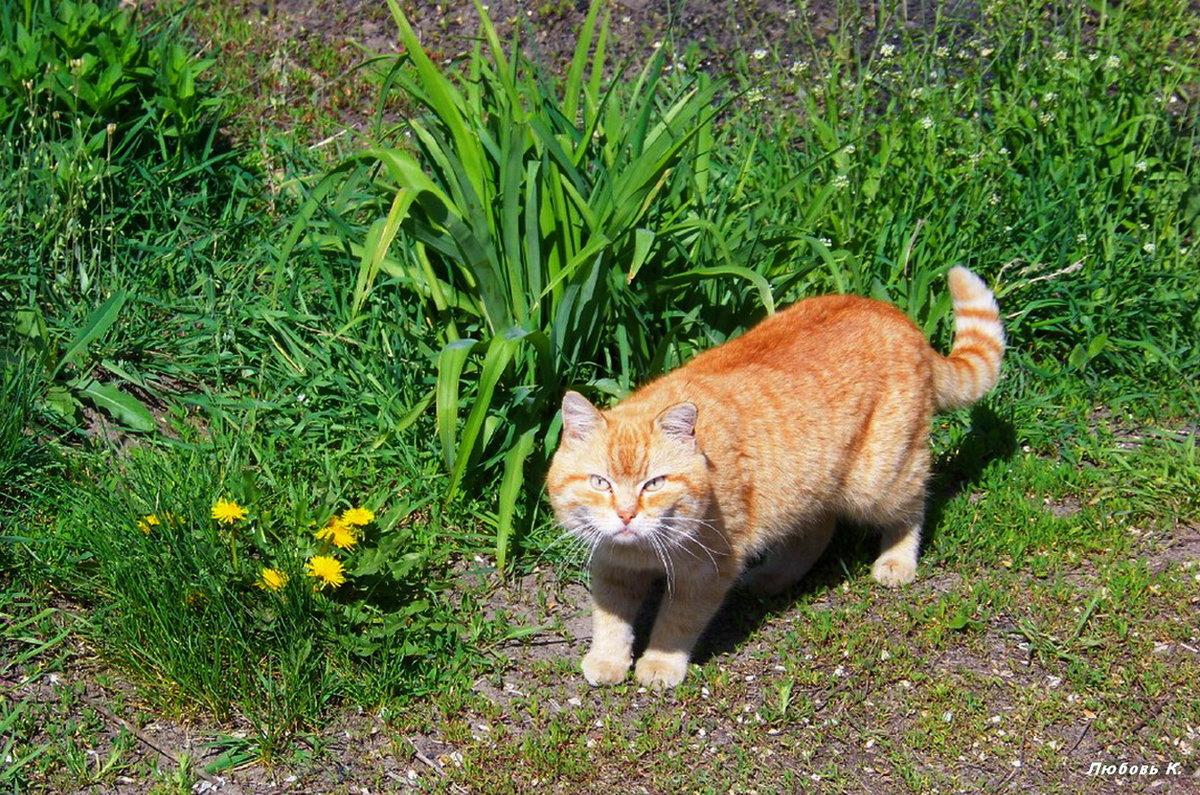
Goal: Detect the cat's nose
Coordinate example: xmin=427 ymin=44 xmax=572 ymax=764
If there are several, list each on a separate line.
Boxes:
xmin=616 ymin=507 xmax=638 ymax=525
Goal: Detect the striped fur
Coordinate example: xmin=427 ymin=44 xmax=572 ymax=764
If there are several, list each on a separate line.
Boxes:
xmin=932 ymin=266 xmax=1006 ymax=410
xmin=547 ymin=268 xmax=1004 ymax=689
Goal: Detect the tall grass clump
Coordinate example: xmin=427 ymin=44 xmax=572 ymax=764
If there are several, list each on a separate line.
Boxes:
xmin=720 ymin=0 xmax=1199 ymax=384
xmin=291 ymin=0 xmax=787 ymax=568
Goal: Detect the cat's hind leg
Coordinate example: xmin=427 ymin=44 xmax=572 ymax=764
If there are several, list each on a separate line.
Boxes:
xmin=740 ymin=516 xmax=836 ymax=596
xmin=871 ymin=508 xmax=923 ymax=587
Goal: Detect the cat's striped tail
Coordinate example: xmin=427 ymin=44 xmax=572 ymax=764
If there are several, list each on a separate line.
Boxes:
xmin=932 ymin=266 xmax=1005 ymax=411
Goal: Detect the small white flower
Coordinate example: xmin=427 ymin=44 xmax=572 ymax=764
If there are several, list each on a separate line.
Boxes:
xmin=980 ymin=47 xmax=994 ymax=57
xmin=935 ymin=46 xmax=949 ymax=58
xmin=1143 ymin=241 xmax=1156 ymax=254
xmin=752 ymin=48 xmax=768 ymax=61
xmin=790 ymin=59 xmax=809 ymax=75
xmin=818 ymin=237 xmax=832 ymax=247
xmin=746 ymin=87 xmax=765 ymax=104
xmin=880 ymin=43 xmax=897 ymax=58
xmin=1105 ymin=54 xmax=1120 ymax=69
xmin=989 ymin=193 xmax=1000 ymax=205
xmin=1077 ymin=233 xmax=1088 ymax=244
xmin=1043 ymin=91 xmax=1058 ymax=103
xmin=1052 ymin=50 xmax=1068 ymax=62
xmin=1087 ymin=52 xmax=1099 ymax=62
xmin=1018 ymin=61 xmax=1028 ymax=72
xmin=998 ymin=146 xmax=1010 ymax=156
xmin=920 ymin=115 xmax=934 ymax=129
xmin=1039 ymin=111 xmax=1055 ymax=125
xmin=832 ymin=174 xmax=850 ymax=190
xmin=1134 ymin=159 xmax=1148 ymax=172
xmin=910 ymin=87 xmax=924 ymax=100
xmin=843 ymin=144 xmax=856 ymax=155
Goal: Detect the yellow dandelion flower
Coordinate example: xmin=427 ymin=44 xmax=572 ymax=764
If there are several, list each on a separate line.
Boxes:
xmin=306 ymin=555 xmax=346 ymax=589
xmin=315 ymin=517 xmax=358 ymax=549
xmin=315 ymin=516 xmax=346 ymax=541
xmin=256 ymin=567 xmax=288 ymax=591
xmin=341 ymin=506 xmax=375 ymax=527
xmin=211 ymin=499 xmax=248 ymax=524
xmin=331 ymin=524 xmax=358 ymax=550
xmin=137 ymin=514 xmax=160 ymax=534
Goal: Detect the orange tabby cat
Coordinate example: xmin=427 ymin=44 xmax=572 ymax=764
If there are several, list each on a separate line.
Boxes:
xmin=546 ymin=267 xmax=1004 ymax=689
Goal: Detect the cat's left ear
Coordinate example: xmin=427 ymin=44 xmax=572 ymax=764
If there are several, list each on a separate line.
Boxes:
xmin=656 ymin=402 xmax=698 ymax=445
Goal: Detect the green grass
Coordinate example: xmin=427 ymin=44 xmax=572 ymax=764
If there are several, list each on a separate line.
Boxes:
xmin=0 ymin=0 xmax=1198 ymax=789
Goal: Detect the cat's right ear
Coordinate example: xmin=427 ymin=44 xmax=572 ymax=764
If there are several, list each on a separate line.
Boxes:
xmin=561 ymin=391 xmax=604 ymax=443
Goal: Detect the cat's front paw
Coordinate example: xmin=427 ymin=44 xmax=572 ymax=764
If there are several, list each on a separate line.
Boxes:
xmin=581 ymin=651 xmax=630 ymax=686
xmin=634 ymin=651 xmax=689 ymax=690
xmin=872 ymin=554 xmax=917 ymax=587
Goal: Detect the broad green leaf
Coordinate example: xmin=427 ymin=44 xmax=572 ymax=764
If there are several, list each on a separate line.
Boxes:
xmin=74 ymin=378 xmax=157 ymax=431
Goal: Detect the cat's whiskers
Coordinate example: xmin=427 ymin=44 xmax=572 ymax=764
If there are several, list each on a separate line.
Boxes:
xmin=540 ymin=523 xmax=594 ymax=562
xmin=654 ymin=519 xmax=723 ymax=573
xmin=646 ymin=530 xmax=676 ymax=596
xmin=657 ymin=514 xmax=730 ymax=567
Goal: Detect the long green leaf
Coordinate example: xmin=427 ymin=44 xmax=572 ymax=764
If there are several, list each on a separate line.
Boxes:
xmin=54 ymin=291 xmax=127 ymax=377
xmin=353 ymin=187 xmax=417 ymax=315
xmin=385 ymin=0 xmax=488 ymax=206
xmin=495 ymin=426 xmax=537 ymax=572
xmin=662 ymin=265 xmax=776 ymax=315
xmin=447 ymin=329 xmax=529 ymax=497
xmin=436 ymin=339 xmax=478 ymax=471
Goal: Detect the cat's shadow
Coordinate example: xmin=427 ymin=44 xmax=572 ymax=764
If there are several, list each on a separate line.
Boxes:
xmin=632 ymin=404 xmax=1017 ymax=665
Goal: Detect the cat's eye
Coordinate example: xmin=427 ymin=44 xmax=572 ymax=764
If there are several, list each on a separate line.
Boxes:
xmin=588 ymin=474 xmax=612 ymax=491
xmin=642 ymin=475 xmax=667 ymax=492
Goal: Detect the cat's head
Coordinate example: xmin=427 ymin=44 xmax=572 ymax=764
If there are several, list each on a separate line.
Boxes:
xmin=547 ymin=391 xmax=712 ymax=553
